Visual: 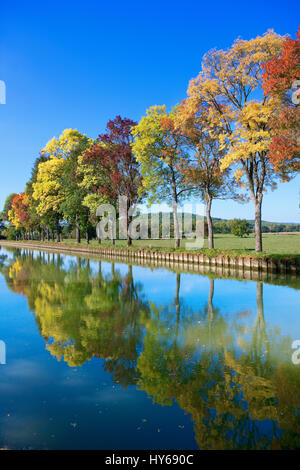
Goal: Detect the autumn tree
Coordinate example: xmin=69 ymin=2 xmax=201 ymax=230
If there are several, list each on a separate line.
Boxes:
xmin=83 ymin=116 xmax=142 ymax=246
xmin=184 ymin=31 xmax=285 ymax=251
xmin=0 ymin=215 xmax=5 ymax=239
xmin=33 ymin=129 xmax=91 ymax=242
xmin=59 ymin=141 xmax=98 ymax=244
xmin=24 ymin=152 xmax=49 ymax=240
xmin=262 ymin=26 xmax=300 ymax=174
xmin=77 ymin=150 xmax=113 ymax=244
xmin=8 ymin=193 xmax=33 ymax=238
xmin=132 ymin=105 xmax=195 ymax=248
xmin=175 ymin=101 xmax=239 ymax=249
xmin=32 ymin=157 xmax=66 ymax=241
xmin=2 ymin=193 xmax=17 ymax=222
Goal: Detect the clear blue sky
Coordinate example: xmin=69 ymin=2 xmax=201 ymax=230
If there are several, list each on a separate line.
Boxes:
xmin=0 ymin=0 xmax=299 ymax=223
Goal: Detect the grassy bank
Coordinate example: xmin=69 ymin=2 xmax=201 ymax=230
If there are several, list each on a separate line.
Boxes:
xmin=3 ymin=233 xmax=300 ymax=259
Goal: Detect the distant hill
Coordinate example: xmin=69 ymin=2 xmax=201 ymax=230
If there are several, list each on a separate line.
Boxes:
xmin=136 ymin=212 xmax=300 ymax=234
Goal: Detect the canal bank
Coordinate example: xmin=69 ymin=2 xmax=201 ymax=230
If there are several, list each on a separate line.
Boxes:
xmin=1 ymin=240 xmax=300 ymax=277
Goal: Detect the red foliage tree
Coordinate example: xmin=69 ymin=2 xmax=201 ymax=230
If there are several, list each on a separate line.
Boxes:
xmin=83 ymin=116 xmax=142 ymax=245
xmin=12 ymin=193 xmax=32 ymax=229
xmin=262 ymin=26 xmax=300 ymax=174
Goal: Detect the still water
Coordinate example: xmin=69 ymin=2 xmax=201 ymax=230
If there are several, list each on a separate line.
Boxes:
xmin=0 ymin=246 xmax=300 ymax=450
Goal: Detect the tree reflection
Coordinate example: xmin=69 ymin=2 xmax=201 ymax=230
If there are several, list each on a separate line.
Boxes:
xmin=137 ymin=277 xmax=300 ymax=449
xmin=0 ymin=249 xmax=148 ymax=387
xmin=1 ymin=249 xmax=300 ymax=449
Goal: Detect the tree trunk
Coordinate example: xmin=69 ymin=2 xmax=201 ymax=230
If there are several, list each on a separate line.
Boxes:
xmin=86 ymin=229 xmax=89 ymax=245
xmin=170 ymin=166 xmax=180 ymax=249
xmin=206 ymin=193 xmax=214 ymax=249
xmin=241 ymin=157 xmax=265 ymax=253
xmin=56 ymin=222 xmax=60 ymax=242
xmin=76 ymin=223 xmax=81 ymax=244
xmin=172 ymin=202 xmax=180 ymax=249
xmin=254 ymin=198 xmax=262 ymax=252
xmin=127 ymin=203 xmax=132 ymax=246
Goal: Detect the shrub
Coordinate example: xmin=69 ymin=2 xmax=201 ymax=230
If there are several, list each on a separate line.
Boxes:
xmin=230 ymin=219 xmax=251 ymax=238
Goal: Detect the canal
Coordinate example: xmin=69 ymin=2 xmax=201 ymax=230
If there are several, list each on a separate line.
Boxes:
xmin=0 ymin=246 xmax=299 ymax=450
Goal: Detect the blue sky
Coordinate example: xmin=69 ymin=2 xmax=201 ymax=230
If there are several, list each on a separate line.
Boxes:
xmin=0 ymin=0 xmax=299 ymax=223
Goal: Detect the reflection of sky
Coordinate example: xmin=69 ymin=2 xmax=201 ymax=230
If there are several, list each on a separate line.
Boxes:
xmin=0 ymin=269 xmax=195 ymax=450
xmin=0 ymin=246 xmax=300 ymax=449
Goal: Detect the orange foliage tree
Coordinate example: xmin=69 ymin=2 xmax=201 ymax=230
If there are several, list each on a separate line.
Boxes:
xmin=262 ymin=26 xmax=300 ymax=174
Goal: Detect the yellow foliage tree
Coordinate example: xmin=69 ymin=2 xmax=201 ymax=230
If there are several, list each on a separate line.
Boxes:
xmin=184 ymin=30 xmax=285 ymax=251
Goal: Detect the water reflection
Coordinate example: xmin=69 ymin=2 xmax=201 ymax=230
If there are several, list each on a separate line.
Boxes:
xmin=1 ymin=247 xmax=300 ymax=449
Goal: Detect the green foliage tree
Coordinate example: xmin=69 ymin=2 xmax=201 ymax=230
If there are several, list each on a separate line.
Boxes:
xmin=0 ymin=216 xmax=5 ymax=238
xmin=132 ymin=105 xmax=195 ymax=248
xmin=230 ymin=218 xmax=251 ymax=237
xmin=2 ymin=193 xmax=17 ymax=221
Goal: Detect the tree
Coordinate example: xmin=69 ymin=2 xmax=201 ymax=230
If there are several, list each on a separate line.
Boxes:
xmin=175 ymin=101 xmax=240 ymax=249
xmin=132 ymin=105 xmax=194 ymax=248
xmin=42 ymin=128 xmax=90 ymax=159
xmin=2 ymin=193 xmax=17 ymax=221
xmin=32 ymin=157 xmax=66 ymax=240
xmin=83 ymin=116 xmax=142 ymax=246
xmin=33 ymin=129 xmax=92 ymax=242
xmin=59 ymin=141 xmax=96 ymax=244
xmin=77 ymin=152 xmax=112 ymax=244
xmin=23 ymin=153 xmax=50 ymax=240
xmin=230 ymin=219 xmax=251 ymax=238
xmin=262 ymin=26 xmax=300 ymax=174
xmin=184 ymin=31 xmax=285 ymax=252
xmin=0 ymin=215 xmax=5 ymax=238
xmin=8 ymin=193 xmax=33 ymax=238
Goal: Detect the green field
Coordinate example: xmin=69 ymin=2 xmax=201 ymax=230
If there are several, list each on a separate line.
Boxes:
xmin=8 ymin=233 xmax=300 ymax=257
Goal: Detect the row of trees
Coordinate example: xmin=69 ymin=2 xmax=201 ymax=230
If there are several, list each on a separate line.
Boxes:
xmin=2 ymin=28 xmax=299 ymax=252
